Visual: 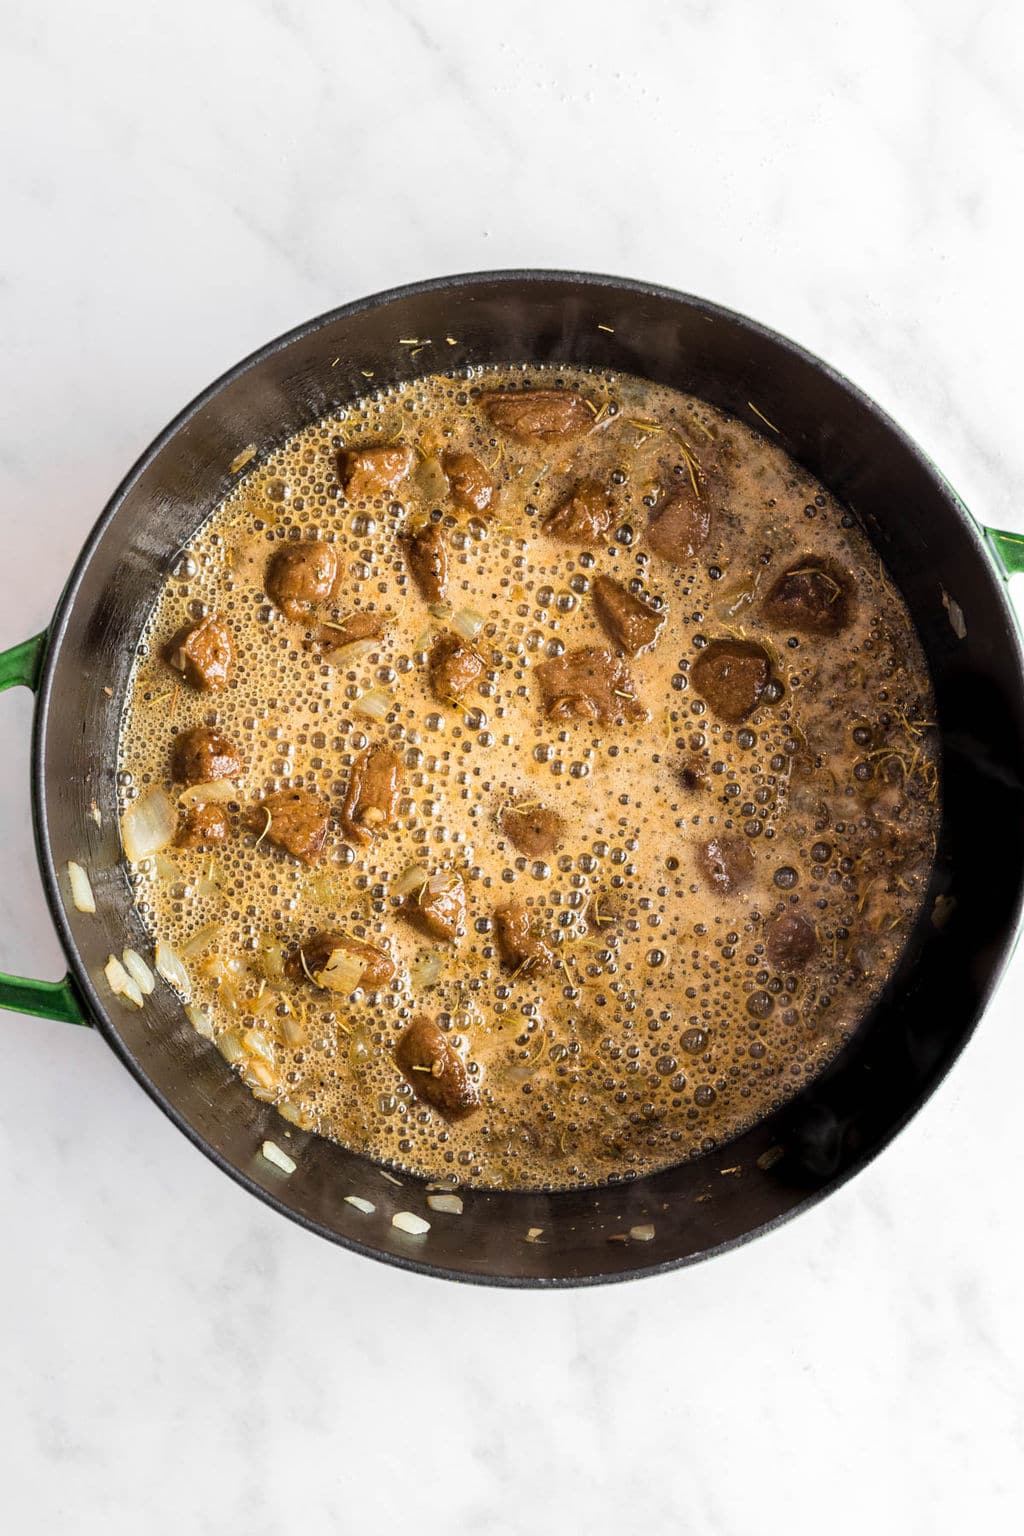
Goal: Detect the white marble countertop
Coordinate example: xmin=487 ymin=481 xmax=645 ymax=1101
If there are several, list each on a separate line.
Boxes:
xmin=2 ymin=2 xmax=1022 ymax=1530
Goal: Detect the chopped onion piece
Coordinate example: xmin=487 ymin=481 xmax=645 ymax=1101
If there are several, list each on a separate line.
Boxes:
xmin=121 ymin=948 xmax=155 ymax=995
xmin=451 ymin=607 xmax=485 ymax=642
xmin=178 ymin=779 xmax=238 ymax=808
xmin=121 ymin=788 xmax=177 ymax=863
xmin=410 ymin=950 xmax=443 ymax=990
xmin=428 ymin=601 xmax=453 ymax=622
xmin=181 ymin=921 xmax=223 ymax=959
xmin=67 ymin=861 xmax=95 ymax=914
xmin=260 ymin=1140 xmax=296 ymax=1174
xmin=393 ymin=863 xmax=429 ymax=898
xmin=630 ymin=1223 xmax=656 ymax=1242
xmin=413 ymin=626 xmax=434 ymax=653
xmin=104 ymin=954 xmax=144 ymax=1008
xmin=392 ymin=1211 xmax=430 ymax=1235
xmin=345 ymin=1195 xmax=376 ymax=1215
xmin=155 ymin=940 xmax=192 ymax=1001
xmin=330 ymin=638 xmax=377 ymax=666
xmin=426 ymin=1193 xmax=464 ymax=1216
xmin=525 ymin=1227 xmax=544 ymax=1243
xmin=185 ymin=1002 xmax=215 ymax=1038
xmin=243 ymin=1027 xmax=275 ymax=1064
xmin=351 ymin=688 xmax=392 ymax=722
xmin=316 ymin=947 xmax=366 ymax=994
xmin=217 ymin=1031 xmax=244 ymax=1063
xmin=153 ymin=852 xmax=180 ymax=881
xmin=278 ymin=1099 xmax=313 ymax=1129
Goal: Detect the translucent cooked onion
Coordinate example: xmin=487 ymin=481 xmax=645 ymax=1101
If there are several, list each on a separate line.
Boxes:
xmin=329 ymin=638 xmax=377 ymax=666
xmin=315 ymin=948 xmax=365 ymax=994
xmin=426 ymin=1193 xmax=464 ymax=1215
xmin=392 ymin=1211 xmax=430 ymax=1235
xmin=121 ymin=788 xmax=176 ymax=863
xmin=153 ymin=853 xmax=180 ymax=881
xmin=410 ymin=950 xmax=443 ymax=990
xmin=260 ymin=1140 xmax=296 ymax=1175
xmin=155 ymin=940 xmax=192 ymax=1002
xmin=253 ymin=934 xmax=285 ymax=981
xmin=121 ymin=948 xmax=155 ymax=995
xmin=351 ymin=688 xmax=392 ymax=722
xmin=217 ymin=1030 xmax=244 ymax=1063
xmin=66 ymin=861 xmax=95 ymax=914
xmin=393 ymin=863 xmax=429 ymax=898
xmin=344 ymin=1195 xmax=375 ymax=1215
xmin=104 ymin=954 xmax=144 ymax=1008
xmin=181 ymin=921 xmax=223 ymax=959
xmin=451 ymin=607 xmax=485 ymax=642
xmin=242 ymin=1027 xmax=275 ymax=1064
xmin=178 ymin=779 xmax=238 ymax=808
xmin=629 ymin=1223 xmax=656 ymax=1242
xmin=278 ymin=1099 xmax=313 ymax=1129
xmin=185 ymin=1002 xmax=215 ymax=1039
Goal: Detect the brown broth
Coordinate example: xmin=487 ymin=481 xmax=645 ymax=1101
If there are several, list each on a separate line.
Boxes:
xmin=116 ymin=366 xmax=939 ymax=1190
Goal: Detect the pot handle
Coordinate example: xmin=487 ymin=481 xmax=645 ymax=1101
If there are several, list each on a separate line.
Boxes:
xmin=0 ymin=632 xmax=90 ymax=1026
xmin=986 ymin=526 xmax=1024 ymax=579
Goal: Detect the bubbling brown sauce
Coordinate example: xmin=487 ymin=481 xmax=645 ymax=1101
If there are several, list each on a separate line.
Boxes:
xmin=117 ymin=366 xmax=939 ymax=1190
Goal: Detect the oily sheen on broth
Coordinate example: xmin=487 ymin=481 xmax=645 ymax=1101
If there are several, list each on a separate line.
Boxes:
xmin=117 ymin=366 xmax=939 ymax=1190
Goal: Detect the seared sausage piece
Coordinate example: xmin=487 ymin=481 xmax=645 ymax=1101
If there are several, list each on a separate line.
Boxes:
xmin=175 ymin=803 xmax=229 ymax=850
xmin=534 ymin=646 xmax=646 ymax=725
xmin=337 ymin=444 xmax=415 ymax=499
xmin=500 ymin=803 xmax=566 ymax=858
xmin=691 ymin=640 xmax=771 ymax=723
xmin=762 ymin=558 xmax=853 ymax=635
xmin=340 ymin=744 xmax=402 ymax=846
xmin=646 ymin=486 xmax=712 ymax=564
xmin=286 ymin=930 xmax=395 ymax=990
xmin=265 ymin=540 xmax=338 ymax=623
xmin=171 ymin=727 xmax=241 ymax=786
xmin=394 ymin=1016 xmax=480 ymax=1121
xmin=493 ymin=902 xmax=554 ymax=973
xmin=249 ymin=787 xmax=330 ymax=864
xmin=766 ymin=912 xmax=818 ymax=970
xmin=441 ymin=450 xmax=497 ymax=515
xmin=317 ymin=608 xmax=388 ymax=651
xmin=480 ymin=389 xmax=593 ymax=443
xmin=404 ymin=872 xmax=466 ymax=943
xmin=698 ymin=835 xmax=755 ymax=896
xmin=592 ymin=575 xmax=665 ymax=655
xmin=543 ymin=480 xmax=613 ymax=545
xmin=429 ymin=632 xmax=484 ymax=703
xmin=164 ymin=614 xmax=233 ymax=692
xmin=404 ymin=523 xmax=449 ymax=604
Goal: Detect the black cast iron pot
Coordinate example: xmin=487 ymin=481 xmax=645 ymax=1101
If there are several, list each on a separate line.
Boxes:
xmin=3 ymin=271 xmax=1023 ymax=1286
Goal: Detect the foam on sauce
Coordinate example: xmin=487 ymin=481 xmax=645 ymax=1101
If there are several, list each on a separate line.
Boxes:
xmin=117 ymin=367 xmax=939 ymax=1190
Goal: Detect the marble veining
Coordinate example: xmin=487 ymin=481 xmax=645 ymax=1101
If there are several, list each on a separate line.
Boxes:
xmin=1 ymin=1 xmax=1022 ymax=1531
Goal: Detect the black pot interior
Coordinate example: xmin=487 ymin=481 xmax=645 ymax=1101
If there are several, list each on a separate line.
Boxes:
xmin=35 ymin=273 xmax=1024 ymax=1285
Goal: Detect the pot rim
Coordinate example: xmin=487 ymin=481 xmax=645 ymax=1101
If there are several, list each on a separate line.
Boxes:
xmin=29 ymin=269 xmax=1024 ymax=1286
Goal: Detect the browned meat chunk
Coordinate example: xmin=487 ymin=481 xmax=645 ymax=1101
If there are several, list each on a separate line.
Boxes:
xmin=265 ymin=540 xmax=338 ymax=623
xmin=394 ymin=1015 xmax=480 ymax=1121
xmin=500 ymin=803 xmax=566 ymax=858
xmin=249 ymin=787 xmax=330 ymax=864
xmin=691 ymin=639 xmax=772 ymax=723
xmin=404 ymin=872 xmax=466 ymax=943
xmin=338 ymin=444 xmax=415 ymax=499
xmin=171 ymin=727 xmax=241 ymax=786
xmin=592 ymin=575 xmax=665 ymax=655
xmin=429 ymin=632 xmax=484 ymax=703
xmin=441 ymin=450 xmax=498 ymax=515
xmin=175 ymin=803 xmax=229 ymax=850
xmin=286 ymin=930 xmax=395 ymax=991
xmin=317 ymin=608 xmax=388 ymax=651
xmin=646 ymin=486 xmax=712 ymax=564
xmin=766 ymin=912 xmax=818 ymax=970
xmin=404 ymin=523 xmax=449 ymax=604
xmin=481 ymin=388 xmax=593 ymax=443
xmin=543 ymin=480 xmax=613 ymax=545
xmin=698 ymin=834 xmax=755 ymax=896
xmin=341 ymin=744 xmax=401 ymax=846
xmin=763 ymin=558 xmax=853 ymax=634
xmin=163 ymin=614 xmax=233 ymax=692
xmin=535 ymin=647 xmax=646 ymax=725
xmin=493 ymin=902 xmax=554 ymax=973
